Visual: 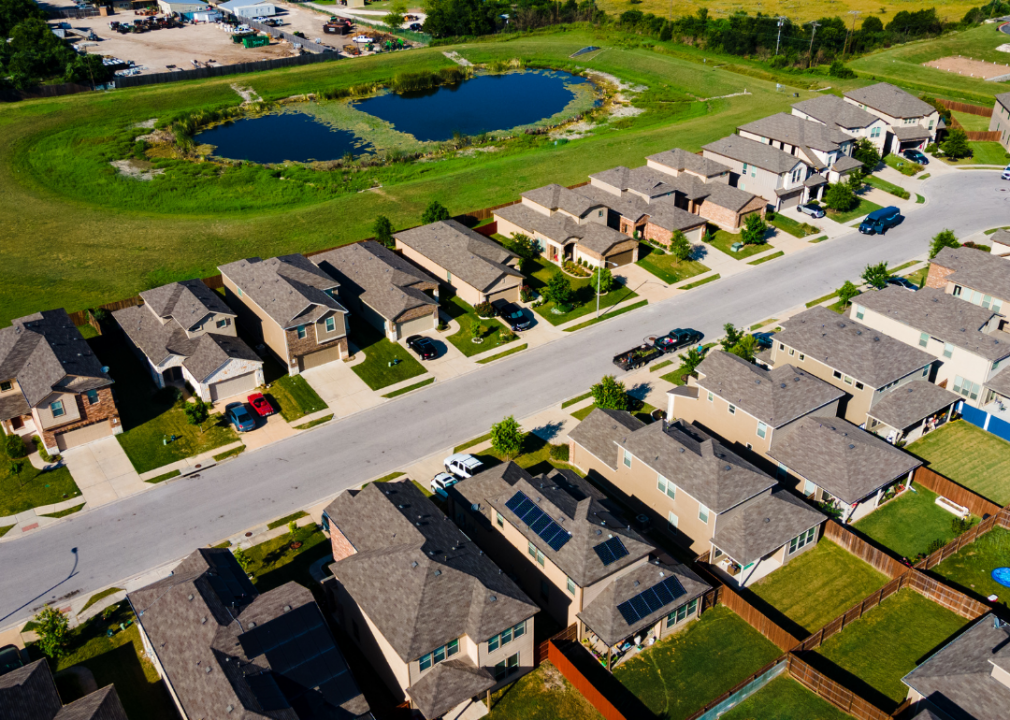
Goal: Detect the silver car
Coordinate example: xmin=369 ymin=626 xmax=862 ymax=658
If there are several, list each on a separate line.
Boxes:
xmin=797 ymin=203 xmax=825 ymax=219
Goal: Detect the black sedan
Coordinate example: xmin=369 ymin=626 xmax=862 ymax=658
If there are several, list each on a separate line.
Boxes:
xmin=902 ymin=149 xmax=929 ymax=165
xmin=653 ymin=328 xmax=703 ymax=354
xmin=406 ymin=335 xmax=438 ymax=360
xmin=886 ymin=276 xmax=918 ymax=291
xmin=492 ymin=300 xmax=531 ymax=331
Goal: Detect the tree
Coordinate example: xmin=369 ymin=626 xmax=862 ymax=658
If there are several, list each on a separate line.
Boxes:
xmin=372 ymin=215 xmax=394 ymax=247
xmin=384 ymin=0 xmax=407 ymax=29
xmin=728 ymin=334 xmax=759 ymax=362
xmin=861 ymin=261 xmax=890 ymax=290
xmin=677 ymin=347 xmax=706 ymax=381
xmin=233 ymin=547 xmax=252 ymax=573
xmin=942 ymin=128 xmax=972 ymax=159
xmin=507 ymin=233 xmax=540 ymax=262
xmin=828 ymin=60 xmax=856 ymax=78
xmin=669 ymin=230 xmax=692 ymax=261
xmin=470 ymin=321 xmax=484 ymax=342
xmin=846 ymin=169 xmax=865 ymax=191
xmin=592 ymin=266 xmax=615 ymax=294
xmin=4 ymin=433 xmax=26 ymax=459
xmin=824 ymin=181 xmax=857 ymax=212
xmin=837 ymin=280 xmax=860 ymax=306
xmin=490 ymin=415 xmax=525 ymax=461
xmin=546 ymin=271 xmax=574 ymax=307
xmin=184 ymin=398 xmax=209 ymax=427
xmin=33 ymin=605 xmax=69 ymax=660
xmin=591 ymin=375 xmax=630 ymax=411
xmin=421 ymin=200 xmax=451 ymax=224
xmin=929 ymin=228 xmax=960 ymax=259
xmin=852 ymin=138 xmax=881 ymax=168
xmin=741 ymin=213 xmax=768 ymax=245
xmin=721 ymin=323 xmax=745 ymax=352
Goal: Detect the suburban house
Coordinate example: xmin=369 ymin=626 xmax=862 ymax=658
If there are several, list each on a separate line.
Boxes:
xmin=992 ymin=92 xmax=1010 ymax=151
xmin=0 ymin=309 xmax=121 ymax=453
xmin=702 ymin=135 xmax=814 ymax=209
xmin=322 ymin=480 xmax=539 ymax=720
xmin=902 ymin=612 xmax=1010 ymax=720
xmin=791 ymin=94 xmax=891 ymax=155
xmin=843 ymin=82 xmax=940 ymax=153
xmin=312 ymin=241 xmax=440 ymax=342
xmin=128 ymin=548 xmax=372 ymax=720
xmin=927 ymin=246 xmax=1009 ymax=325
xmin=0 ymin=658 xmax=128 ymax=720
xmin=114 ymin=280 xmax=264 ymax=403
xmin=851 ymin=286 xmax=1010 ymax=408
xmin=219 ymin=255 xmax=349 ymax=374
xmin=394 ymin=220 xmax=524 ymax=306
xmin=575 ymin=181 xmax=708 ymax=245
xmin=737 ymin=112 xmax=863 ymax=187
xmin=990 ymin=228 xmax=1010 ymax=258
xmin=569 ymin=409 xmax=826 ymax=588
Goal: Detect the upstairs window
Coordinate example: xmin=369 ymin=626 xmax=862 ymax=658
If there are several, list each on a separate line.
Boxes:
xmin=296 ymin=325 xmax=307 ymax=340
xmin=943 ymin=343 xmax=954 ymax=359
xmin=728 ymin=404 xmax=736 ymax=415
xmin=0 ymin=381 xmax=11 ymax=393
xmin=85 ymin=390 xmax=99 ymax=405
xmin=919 ymin=332 xmax=929 ymax=348
xmin=216 ymin=318 xmax=231 ymax=329
xmin=698 ymin=504 xmax=710 ymax=524
xmin=757 ymin=422 xmax=767 ymax=439
xmin=325 ymin=317 xmax=336 ymax=333
xmin=50 ymin=400 xmax=65 ymax=418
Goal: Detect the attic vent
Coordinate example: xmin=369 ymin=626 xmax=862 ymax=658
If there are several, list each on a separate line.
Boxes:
xmin=754 ymin=379 xmax=761 ymax=385
xmin=856 ymin=330 xmax=862 ymax=335
xmin=283 ymin=605 xmax=291 ymax=612
xmin=780 ymin=383 xmax=787 ymax=388
xmin=434 ymin=570 xmax=442 ymax=576
xmin=848 ymin=444 xmax=855 ymax=449
xmin=205 ymin=667 xmax=212 ymax=674
xmin=471 ymin=503 xmax=479 ymax=512
xmin=793 ymin=377 xmax=800 ymax=382
xmin=188 ymin=594 xmax=194 ymax=601
xmin=227 ymin=706 xmax=234 ymax=714
xmin=596 ymin=529 xmax=602 ymax=535
xmin=248 ymin=622 xmax=256 ymax=628
xmin=764 ymin=518 xmax=770 ymax=523
xmin=724 ymin=465 xmax=732 ymax=471
xmin=398 ymin=505 xmax=403 ymax=509
xmin=411 ymin=561 xmax=418 ymax=568
xmin=633 ymin=580 xmax=640 ymax=587
xmin=201 ymin=617 xmax=207 ymax=624
xmin=429 ymin=551 xmax=435 ymax=556
xmin=489 ymin=595 xmax=497 ymax=602
xmin=678 ymin=448 xmax=685 ymax=453
xmin=874 ymin=337 xmax=880 ymax=342
xmin=658 ymin=571 xmax=664 ymax=577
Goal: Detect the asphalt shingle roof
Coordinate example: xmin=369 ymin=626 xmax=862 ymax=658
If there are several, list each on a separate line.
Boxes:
xmin=703 ymin=135 xmax=808 ymax=174
xmin=0 ymin=660 xmax=62 ymax=720
xmin=54 ymin=686 xmax=129 ymax=720
xmin=583 ymin=167 xmax=758 ymax=215
xmin=866 ymin=380 xmax=960 ymax=430
xmin=141 ymin=279 xmax=234 ymax=331
xmin=394 ymin=220 xmax=522 ymax=292
xmin=521 ymin=183 xmax=602 ymax=217
xmin=645 ymin=148 xmax=731 ymax=178
xmin=404 ymin=659 xmax=495 ymax=720
xmin=738 ymin=112 xmax=854 ymax=153
xmin=566 ymin=407 xmax=645 ymax=469
xmin=893 ymin=125 xmax=932 ymax=141
xmin=494 ymin=204 xmax=634 ymax=256
xmin=932 ymin=246 xmax=1010 ymax=304
xmin=589 ymin=166 xmax=678 ymax=199
xmin=832 ymin=155 xmax=864 ymax=173
xmin=711 ymin=489 xmax=825 ymax=566
xmin=792 ymin=95 xmax=882 ymax=130
xmin=844 ymin=82 xmax=936 ymax=119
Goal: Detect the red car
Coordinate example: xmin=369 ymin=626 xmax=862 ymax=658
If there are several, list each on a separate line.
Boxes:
xmin=247 ymin=392 xmax=275 ymax=418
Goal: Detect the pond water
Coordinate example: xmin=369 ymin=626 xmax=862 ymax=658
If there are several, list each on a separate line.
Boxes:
xmin=196 ymin=112 xmax=373 ymax=164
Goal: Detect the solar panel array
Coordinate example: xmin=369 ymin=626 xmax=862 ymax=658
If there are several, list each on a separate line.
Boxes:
xmin=593 ymin=537 xmax=630 ymax=567
xmin=616 ymin=577 xmax=687 ymax=626
xmin=505 ymin=492 xmax=571 ymax=551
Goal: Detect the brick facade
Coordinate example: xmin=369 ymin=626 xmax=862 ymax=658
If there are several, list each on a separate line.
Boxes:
xmin=42 ymin=386 xmax=120 ymax=449
xmin=698 ymin=196 xmax=766 ymax=231
xmin=330 ymin=526 xmax=356 ymax=562
xmin=925 ymin=262 xmax=955 ymax=290
xmin=284 ymin=327 xmax=347 ymax=367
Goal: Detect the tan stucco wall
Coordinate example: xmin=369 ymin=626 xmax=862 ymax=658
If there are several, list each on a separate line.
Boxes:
xmin=222 ymin=274 xmax=289 ymax=365
xmin=700 ymin=150 xmax=803 ymax=204
xmin=35 ymin=391 xmax=82 ymax=429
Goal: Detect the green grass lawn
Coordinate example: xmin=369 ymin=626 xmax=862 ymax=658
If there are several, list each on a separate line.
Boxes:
xmin=721 ymin=675 xmax=855 ymax=720
xmin=863 ymin=174 xmax=910 ymax=200
xmin=952 ymin=110 xmax=992 ymax=132
xmin=78 ymin=587 xmax=124 ymax=616
xmin=749 ymin=250 xmax=784 ymax=265
xmin=883 ymin=153 xmax=922 ymax=177
xmin=931 ymin=526 xmax=1010 ymax=608
xmin=828 ymin=198 xmax=883 ymax=224
xmin=471 ymin=432 xmax=575 ymax=478
xmin=488 ymin=661 xmax=604 ymax=720
xmin=524 ymin=259 xmax=640 ymax=326
xmin=267 ymin=373 xmax=328 ymax=422
xmin=615 ymin=605 xmax=782 ymax=720
xmin=0 ymin=459 xmax=80 ymax=517
xmin=443 ymin=296 xmax=517 ymax=357
xmin=854 ymin=482 xmax=976 ymax=561
xmin=705 ymin=229 xmax=767 ymax=259
xmin=244 ymin=524 xmax=331 ymax=594
xmin=942 ymin=141 xmax=1009 ymax=166
xmin=813 ymin=588 xmax=969 ymax=711
xmin=768 ymin=212 xmax=818 ymax=238
xmin=746 ymin=540 xmax=889 ymax=638
xmin=349 ymin=323 xmax=426 ymax=390
xmin=907 ymin=420 xmax=1010 ymax=505
xmin=636 ymin=244 xmax=710 ymax=284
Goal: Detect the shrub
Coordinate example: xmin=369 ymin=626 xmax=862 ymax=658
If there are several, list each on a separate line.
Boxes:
xmin=741 ymin=213 xmax=768 ymax=245
xmin=520 ymin=285 xmax=535 ymax=303
xmin=828 ymin=60 xmax=856 ymax=78
xmin=32 ymin=436 xmax=58 ymax=463
xmin=233 ymin=547 xmax=252 ymax=573
xmin=941 ymin=128 xmax=972 ymax=160
xmin=4 ymin=433 xmax=27 ymax=459
xmin=184 ymin=398 xmax=210 ymax=426
xmin=490 ymin=415 xmax=526 ymax=461
xmin=549 ymin=443 xmax=570 ymax=462
xmin=421 ymin=200 xmax=451 ymax=224
xmin=591 ymin=375 xmax=630 ymax=410
xmin=33 ymin=605 xmax=69 ymax=659
xmin=926 ymin=538 xmax=946 ymax=554
xmin=929 ymin=229 xmax=959 ymax=259
xmin=372 ymin=215 xmax=394 ymax=247
xmin=474 ymin=302 xmax=495 ymax=318
xmin=824 ymin=182 xmax=858 ymax=212
xmin=951 ymin=516 xmax=974 ymax=535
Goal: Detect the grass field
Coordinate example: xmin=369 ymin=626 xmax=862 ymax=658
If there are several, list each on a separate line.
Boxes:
xmin=931 ymin=526 xmax=1010 ymax=608
xmin=941 ymin=141 xmax=1009 ymax=165
xmin=706 ymin=229 xmax=768 ymax=259
xmin=952 ymin=110 xmax=992 ymax=132
xmin=721 ymin=675 xmax=855 ymax=720
xmin=828 ymin=198 xmax=883 ymax=224
xmin=487 ymin=662 xmax=604 ymax=720
xmin=907 ymin=420 xmax=1010 ymax=504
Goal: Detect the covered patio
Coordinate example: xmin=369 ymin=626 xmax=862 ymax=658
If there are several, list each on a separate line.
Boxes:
xmin=866 ymin=379 xmax=960 ymax=445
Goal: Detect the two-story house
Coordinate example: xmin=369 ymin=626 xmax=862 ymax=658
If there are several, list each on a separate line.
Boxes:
xmin=791 ymin=94 xmax=891 ymax=155
xmin=702 ymin=135 xmax=813 ymax=210
xmin=770 ymin=305 xmax=957 ymax=442
xmin=569 ymin=408 xmax=826 ymax=588
xmin=927 ymin=246 xmax=1009 ymax=326
xmin=843 ymin=82 xmax=940 ymax=154
xmin=114 ymin=280 xmax=264 ymax=403
xmin=322 ymin=480 xmax=538 ymax=720
xmin=219 ymin=255 xmax=349 ymax=374
xmin=991 ymin=92 xmax=1010 ymax=152
xmin=0 ymin=309 xmax=120 ymax=454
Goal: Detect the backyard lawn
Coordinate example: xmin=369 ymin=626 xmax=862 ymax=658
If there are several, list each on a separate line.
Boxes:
xmin=746 ymin=540 xmax=889 ymax=638
xmin=907 ymin=420 xmax=1010 ymax=504
xmin=636 ymin=244 xmax=710 ymax=284
xmin=524 ymin=259 xmax=640 ymax=326
xmin=0 ymin=457 xmax=80 ymax=517
xmin=487 ymin=661 xmax=604 ymax=720
xmin=721 ymin=674 xmax=855 ymax=720
xmin=349 ymin=323 xmax=426 ymax=390
xmin=267 ymin=372 xmax=328 ymax=423
xmin=443 ymin=296 xmax=517 ymax=357
xmin=615 ymin=605 xmax=782 ymax=720
xmin=813 ymin=588 xmax=968 ymax=711
xmin=951 ymin=110 xmax=991 ymax=132
xmin=931 ymin=526 xmax=1010 ymax=608
xmin=705 ymin=229 xmax=767 ymax=260
xmin=827 ymin=198 xmax=883 ymax=224
xmin=854 ymin=483 xmax=976 ymax=562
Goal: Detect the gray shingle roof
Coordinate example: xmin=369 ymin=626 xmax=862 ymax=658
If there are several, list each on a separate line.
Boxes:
xmin=0 ymin=660 xmax=61 ymax=720
xmin=932 ymin=246 xmax=1010 ymax=305
xmin=576 ymin=559 xmax=710 ymax=647
xmin=991 ymin=229 xmax=1010 ymax=249
xmin=494 ymin=204 xmax=634 ymax=256
xmin=140 ymin=279 xmax=234 ymax=332
xmin=394 ymin=220 xmax=522 ymax=292
xmin=219 ymin=255 xmax=346 ymax=330
xmin=711 ymin=489 xmax=825 ymax=566
xmin=312 ymin=241 xmax=439 ymax=323
xmin=405 ymin=658 xmax=494 ymax=720
xmin=769 ymin=416 xmax=921 ymax=503
xmin=997 ymin=92 xmax=1010 ymax=114
xmin=643 ymin=199 xmax=708 ymax=233
xmin=832 ymin=155 xmax=864 ymax=173
xmin=893 ymin=125 xmax=932 ymax=141
xmin=54 ymin=686 xmax=129 ymax=720
xmin=804 ymin=174 xmax=828 ymax=188
xmin=645 ymin=148 xmax=731 ymax=178
xmin=325 ymin=481 xmax=537 ymax=663
xmin=738 ymin=113 xmax=854 ymax=153
xmin=567 ymin=407 xmax=646 ymax=469
xmin=0 ymin=310 xmax=113 ymax=413
xmin=902 ymin=613 xmax=1010 ymax=720
xmin=986 ymin=366 xmax=1010 ymax=397
xmin=909 ymin=709 xmax=947 ymax=720
xmin=776 ymin=306 xmax=934 ymax=388
xmin=854 ymin=287 xmax=1010 ymax=361
xmin=572 ymin=184 xmax=650 ymax=223
xmin=703 ymin=135 xmax=808 ymax=174
xmin=697 ymin=350 xmax=844 ymax=427
xmin=589 ymin=166 xmax=678 ymax=199
xmin=583 ymin=169 xmax=758 ymax=215
xmin=522 ymin=183 xmax=602 ymax=217
xmin=844 ymin=82 xmax=936 ymax=119
xmin=866 ymin=380 xmax=960 ymax=430
xmin=792 ymin=95 xmax=882 ymax=130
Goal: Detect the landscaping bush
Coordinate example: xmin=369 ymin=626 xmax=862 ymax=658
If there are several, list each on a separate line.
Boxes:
xmin=32 ymin=435 xmax=58 ymax=463
xmin=549 ymin=443 xmax=570 ymax=462
xmin=545 ymin=271 xmax=575 ymax=306
xmin=421 ymin=200 xmax=451 ymax=224
xmin=184 ymin=398 xmax=210 ymax=426
xmin=824 ymin=182 xmax=858 ymax=212
xmin=4 ymin=433 xmax=27 ymax=460
xmin=741 ymin=213 xmax=768 ymax=245
xmin=519 ymin=285 xmax=535 ymax=303
xmin=154 ymin=386 xmax=182 ymax=405
xmin=474 ymin=301 xmax=495 ymax=318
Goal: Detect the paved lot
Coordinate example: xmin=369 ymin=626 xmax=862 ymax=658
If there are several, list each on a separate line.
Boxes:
xmin=62 ymin=437 xmax=144 ymax=508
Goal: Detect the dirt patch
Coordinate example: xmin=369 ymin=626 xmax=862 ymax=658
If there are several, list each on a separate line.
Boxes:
xmin=135 ymin=128 xmax=174 ymax=144
xmin=539 ymin=662 xmax=567 ymax=692
xmin=443 ymin=50 xmax=472 ymax=67
xmin=110 ymin=159 xmax=165 ymax=181
xmin=456 ymin=146 xmax=498 ymax=157
xmin=231 ymin=83 xmax=262 ymax=104
xmin=132 ymin=118 xmax=157 ymax=129
xmin=924 ymin=55 xmax=1010 ymax=79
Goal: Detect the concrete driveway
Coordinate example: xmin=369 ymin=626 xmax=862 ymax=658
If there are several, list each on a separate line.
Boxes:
xmin=301 ymin=361 xmax=382 ymax=418
xmin=62 ymin=437 xmax=145 ymax=508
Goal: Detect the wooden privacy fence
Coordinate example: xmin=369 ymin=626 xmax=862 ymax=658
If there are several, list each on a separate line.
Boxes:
xmin=795 ymin=574 xmax=904 ymax=652
xmin=682 ymin=658 xmax=787 ymax=720
xmin=546 ymin=638 xmax=656 ymax=720
xmin=947 ymin=113 xmax=1001 ymax=140
xmin=823 ymin=520 xmax=907 ymax=578
xmin=914 ymin=505 xmax=1010 ymax=572
xmin=787 ymin=655 xmax=892 ymax=720
xmin=912 ymin=466 xmax=1001 ymax=518
xmin=935 ymin=98 xmax=993 ymax=116
xmin=716 ymin=582 xmax=801 ymax=651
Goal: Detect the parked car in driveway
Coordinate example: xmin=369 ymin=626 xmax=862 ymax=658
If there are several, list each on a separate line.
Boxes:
xmin=798 ymin=203 xmax=825 ymax=219
xmin=0 ymin=645 xmax=23 ymax=677
xmin=886 ymin=276 xmax=918 ymax=291
xmin=430 ymin=472 xmax=459 ymax=498
xmin=226 ymin=403 xmax=256 ymax=433
xmin=406 ymin=335 xmax=438 ymax=360
xmin=492 ymin=299 xmax=531 ymax=331
xmin=902 ymin=149 xmax=928 ymax=165
xmin=247 ymin=392 xmax=275 ymax=418
xmin=444 ymin=453 xmax=483 ymax=479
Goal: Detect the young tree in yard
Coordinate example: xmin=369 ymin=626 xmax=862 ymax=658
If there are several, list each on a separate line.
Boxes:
xmin=669 ymin=230 xmax=692 ymax=261
xmin=846 ymin=169 xmax=864 ymax=191
xmin=546 ymin=271 xmax=574 ymax=306
xmin=233 ymin=547 xmax=252 ymax=574
xmin=184 ymin=398 xmax=209 ymax=427
xmin=591 ymin=375 xmax=630 ymax=411
xmin=34 ymin=604 xmax=69 ymax=660
xmin=384 ymin=0 xmax=407 ymax=28
xmin=861 ymin=261 xmax=891 ymax=290
xmin=741 ymin=213 xmax=768 ymax=245
xmin=837 ymin=280 xmax=861 ymax=307
xmin=373 ymin=215 xmax=394 ymax=247
xmin=824 ymin=182 xmax=857 ymax=212
xmin=728 ymin=334 xmax=759 ymax=362
xmin=421 ymin=200 xmax=451 ymax=224
xmin=853 ymin=138 xmax=881 ymax=168
xmin=508 ymin=233 xmax=539 ymax=262
xmin=490 ymin=415 xmax=526 ymax=461
xmin=721 ymin=323 xmax=745 ymax=352
xmin=941 ymin=128 xmax=972 ymax=160
xmin=470 ymin=321 xmax=484 ymax=343
xmin=677 ymin=347 xmax=706 ymax=382
xmin=929 ymin=229 xmax=960 ymax=259
xmin=592 ymin=266 xmax=615 ymax=294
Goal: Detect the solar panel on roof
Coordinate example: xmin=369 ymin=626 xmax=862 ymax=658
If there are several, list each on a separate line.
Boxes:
xmin=616 ymin=577 xmax=689 ymax=627
xmin=504 ymin=491 xmax=572 ymax=551
xmin=593 ymin=537 xmax=630 ymax=567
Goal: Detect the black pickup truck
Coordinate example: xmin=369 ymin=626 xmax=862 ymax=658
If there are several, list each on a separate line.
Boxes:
xmin=613 ymin=344 xmax=664 ymax=371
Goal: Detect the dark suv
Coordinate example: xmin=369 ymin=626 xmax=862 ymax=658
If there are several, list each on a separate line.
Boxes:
xmin=492 ymin=299 xmax=531 ymax=331
xmin=406 ymin=335 xmax=438 ymax=360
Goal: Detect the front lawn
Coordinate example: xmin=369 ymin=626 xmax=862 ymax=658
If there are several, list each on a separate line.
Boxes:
xmin=863 ymin=174 xmax=910 ymax=200
xmin=349 ymin=323 xmax=426 ymax=390
xmin=244 ymin=524 xmax=331 ymax=595
xmin=941 ymin=141 xmax=1009 ymax=165
xmin=268 ymin=373 xmax=328 ymax=422
xmin=443 ymin=296 xmax=517 ymax=356
xmin=883 ymin=153 xmax=922 ymax=176
xmin=705 ymin=229 xmax=767 ymax=260
xmin=746 ymin=540 xmax=889 ymax=638
xmin=768 ymin=212 xmax=819 ymax=238
xmin=487 ymin=661 xmax=604 ymax=720
xmin=524 ymin=259 xmax=640 ymax=327
xmin=931 ymin=526 xmax=1010 ymax=609
xmin=827 ymin=198 xmax=883 ymax=224
xmin=614 ymin=605 xmax=782 ymax=720
xmin=813 ymin=588 xmax=968 ymax=711
xmin=854 ymin=483 xmax=976 ymax=562
xmin=0 ymin=458 xmax=80 ymax=517
xmin=721 ymin=675 xmax=855 ymax=720
xmin=636 ymin=244 xmax=709 ymax=284
xmin=907 ymin=420 xmax=1010 ymax=504
xmin=471 ymin=431 xmax=575 ymax=478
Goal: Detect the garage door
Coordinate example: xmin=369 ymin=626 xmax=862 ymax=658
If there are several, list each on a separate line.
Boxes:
xmin=299 ymin=344 xmax=344 ymax=372
xmin=485 ymin=286 xmax=520 ymax=305
xmin=209 ymin=372 xmax=258 ymax=403
xmin=607 ymin=249 xmax=635 ymax=267
xmin=56 ymin=421 xmax=111 ymax=452
xmin=779 ymin=192 xmax=803 ymax=209
xmin=397 ymin=312 xmax=436 ymax=339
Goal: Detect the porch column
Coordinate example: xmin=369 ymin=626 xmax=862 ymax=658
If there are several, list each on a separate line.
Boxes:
xmin=946 ymin=403 xmax=955 ymax=422
xmin=606 ymin=646 xmax=613 ymax=674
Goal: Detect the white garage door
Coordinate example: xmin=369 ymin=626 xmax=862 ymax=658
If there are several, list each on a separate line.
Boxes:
xmin=56 ymin=421 xmax=111 ymax=452
xmin=209 ymin=372 xmax=258 ymax=402
xmin=397 ymin=312 xmax=436 ymax=339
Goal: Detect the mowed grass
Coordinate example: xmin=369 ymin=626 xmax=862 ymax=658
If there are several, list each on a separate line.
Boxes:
xmin=952 ymin=110 xmax=992 ymax=132
xmin=349 ymin=323 xmax=426 ymax=390
xmin=614 ymin=606 xmax=781 ymax=720
xmin=931 ymin=526 xmax=1010 ymax=608
xmin=705 ymin=229 xmax=767 ymax=259
xmin=746 ymin=540 xmax=889 ymax=638
xmin=487 ymin=661 xmax=604 ymax=720
xmin=828 ymin=198 xmax=883 ymax=224
xmin=268 ymin=373 xmax=328 ymax=422
xmin=524 ymin=258 xmax=640 ymax=326
xmin=636 ymin=244 xmax=710 ymax=284
xmin=0 ymin=458 xmax=80 ymax=517
xmin=813 ymin=588 xmax=968 ymax=711
xmin=443 ymin=296 xmax=516 ymax=357
xmin=907 ymin=420 xmax=1010 ymax=504
xmin=720 ymin=675 xmax=856 ymax=720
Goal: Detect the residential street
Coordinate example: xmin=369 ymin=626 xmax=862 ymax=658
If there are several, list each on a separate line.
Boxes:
xmin=0 ymin=169 xmax=1003 ymax=627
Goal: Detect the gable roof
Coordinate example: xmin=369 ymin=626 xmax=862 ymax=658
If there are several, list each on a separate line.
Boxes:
xmin=325 ymin=481 xmax=537 ymax=663
xmin=404 ymin=659 xmax=495 ymax=720
xmin=711 ymin=489 xmax=825 ymax=566
xmin=642 ymin=199 xmax=709 ymax=233
xmin=645 ymin=148 xmax=731 ymax=178
xmin=493 ymin=204 xmax=635 ymax=256
xmin=844 ymin=82 xmax=936 ymax=119
xmin=770 ymin=416 xmax=921 ymax=503
xmin=218 ymin=255 xmax=346 ymax=329
xmin=776 ymin=305 xmax=934 ymax=388
xmin=932 ymin=246 xmax=1010 ymax=304
xmin=521 ymin=183 xmax=602 ymax=217
xmin=54 ymin=686 xmax=129 ymax=720
xmin=697 ymin=350 xmax=844 ymax=427
xmin=738 ymin=113 xmax=854 ymax=155
xmin=582 ymin=167 xmax=758 ymax=215
xmin=394 ymin=220 xmax=522 ymax=292
xmin=312 ymin=241 xmax=438 ymax=323
xmin=589 ymin=166 xmax=679 ymax=200
xmin=140 ymin=279 xmax=235 ymax=332
xmin=567 ymin=407 xmax=646 ymax=469
xmin=0 ymin=660 xmax=128 ymax=720
xmin=792 ymin=95 xmax=883 ymax=129
xmin=866 ymin=380 xmax=961 ymax=431
xmin=703 ymin=135 xmax=808 ymax=174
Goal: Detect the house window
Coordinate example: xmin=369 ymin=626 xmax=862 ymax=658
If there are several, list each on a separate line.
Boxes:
xmin=778 ymin=343 xmax=785 ymax=350
xmin=789 ymin=526 xmax=818 ymax=554
xmin=698 ymin=504 xmax=710 ymax=524
xmin=50 ymin=400 xmax=65 ymax=418
xmin=666 ymin=598 xmax=699 ymax=628
xmin=657 ymin=474 xmax=676 ymax=499
xmin=943 ymin=343 xmax=953 ymax=359
xmin=707 ymin=391 xmax=713 ymax=402
xmin=855 ymin=381 xmax=864 ymax=390
xmin=528 ymin=541 xmax=544 ymax=566
xmin=447 ymin=271 xmax=452 ymax=283
xmin=668 ymin=512 xmax=679 ymax=530
xmin=325 ymin=317 xmax=336 ymax=333
xmin=994 ymin=360 xmax=1002 ymax=372
xmin=953 ymin=375 xmax=980 ymax=401
xmin=0 ymin=381 xmax=10 ymax=393
xmin=493 ymin=653 xmax=520 ymax=682
xmin=496 ymin=512 xmax=504 ymax=528
xmin=832 ymin=370 xmax=842 ymax=379
xmin=922 ymin=367 xmax=929 ymax=378
xmin=854 ymin=304 xmax=865 ymax=320
xmin=802 ymin=479 xmax=817 ymax=497
xmin=799 ymin=354 xmax=805 ymax=361
xmin=623 ymin=449 xmax=632 ymax=468
xmin=742 ymin=162 xmax=748 ymax=175
xmin=844 ymin=375 xmax=853 ymax=385
xmin=776 ymin=463 xmax=788 ymax=479
xmin=419 ymin=638 xmax=460 ymax=671
xmin=85 ymin=390 xmax=99 ymax=405
xmin=297 ymin=325 xmax=307 ymax=340
xmin=788 ymin=348 xmax=795 ymax=356
xmin=919 ymin=332 xmax=929 ymax=348
xmin=237 ymin=287 xmax=243 ymax=297
xmin=757 ymin=422 xmax=767 ymax=439
xmin=983 ymin=295 xmax=994 ymax=310
xmin=953 ymin=286 xmax=962 ymax=297
xmin=598 ymin=210 xmax=603 ymax=217
xmin=871 ymin=127 xmax=881 ymax=138
xmin=728 ymin=404 xmax=736 ymax=415
xmin=216 ymin=318 xmax=231 ymax=329
xmin=567 ymin=577 xmax=576 ymax=595
xmin=993 ymin=298 xmax=1004 ymax=314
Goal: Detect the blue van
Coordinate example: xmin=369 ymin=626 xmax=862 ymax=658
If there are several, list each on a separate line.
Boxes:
xmin=859 ymin=206 xmax=902 ymax=235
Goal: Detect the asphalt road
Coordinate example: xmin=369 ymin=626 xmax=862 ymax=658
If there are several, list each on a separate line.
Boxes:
xmin=1 ymin=170 xmax=1006 ymax=626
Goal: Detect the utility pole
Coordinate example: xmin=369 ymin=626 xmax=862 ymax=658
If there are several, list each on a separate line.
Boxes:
xmin=775 ymin=16 xmax=787 ymax=56
xmin=843 ymin=11 xmax=861 ymax=57
xmin=807 ymin=21 xmax=820 ymax=68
